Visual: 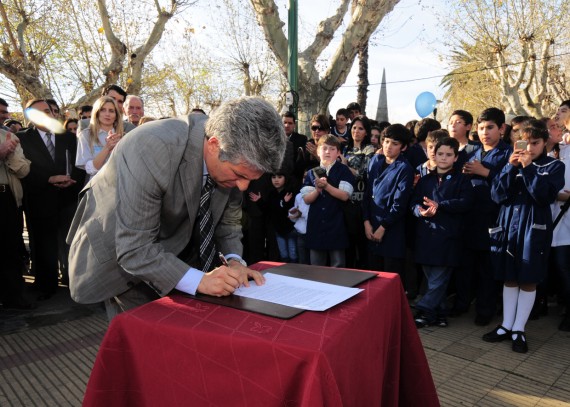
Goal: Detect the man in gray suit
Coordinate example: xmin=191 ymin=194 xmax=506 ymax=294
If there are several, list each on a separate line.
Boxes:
xmin=67 ymin=97 xmax=286 ymax=319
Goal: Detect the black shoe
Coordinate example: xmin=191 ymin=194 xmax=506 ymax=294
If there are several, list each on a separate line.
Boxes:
xmin=474 ymin=314 xmax=492 ymax=326
xmin=559 ymin=316 xmax=570 ymax=332
xmin=482 ymin=325 xmax=511 ymax=342
xmin=511 ymin=331 xmax=528 ymax=353
xmin=414 ymin=314 xmax=433 ymax=328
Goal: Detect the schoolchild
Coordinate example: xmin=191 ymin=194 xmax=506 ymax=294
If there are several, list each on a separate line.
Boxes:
xmin=267 ymin=173 xmax=299 ymax=263
xmin=288 ymin=169 xmax=310 ymax=265
xmin=405 ymin=118 xmax=441 ymax=168
xmin=288 ymin=189 xmax=310 ymax=265
xmin=551 ymin=101 xmax=570 ymax=331
xmin=483 ymin=119 xmax=565 ymax=352
xmin=302 ymin=135 xmax=355 ymax=267
xmin=452 ymin=108 xmax=513 ymax=326
xmin=363 ymin=124 xmax=414 ymax=281
xmin=412 ymin=137 xmax=474 ymax=328
xmin=447 ymin=109 xmax=481 ymax=170
xmin=331 ymin=108 xmax=351 ymax=145
xmin=416 ymin=129 xmax=449 ymax=178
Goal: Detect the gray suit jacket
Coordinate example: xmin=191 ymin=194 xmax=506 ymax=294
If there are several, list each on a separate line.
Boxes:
xmin=67 ymin=114 xmax=243 ymax=304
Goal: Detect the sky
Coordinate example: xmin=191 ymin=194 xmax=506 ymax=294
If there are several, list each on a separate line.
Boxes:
xmin=300 ymin=0 xmax=448 ymax=124
xmin=188 ymin=0 xmax=449 ymax=124
xmin=1 ymin=0 xmax=449 ymax=124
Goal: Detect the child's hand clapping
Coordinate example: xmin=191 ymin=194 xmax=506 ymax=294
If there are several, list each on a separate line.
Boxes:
xmin=419 ymin=196 xmax=438 ymax=217
xmin=315 ymin=177 xmax=328 ymax=190
xmin=284 ymin=192 xmax=293 ymax=202
xmin=248 ymin=191 xmax=261 ymax=202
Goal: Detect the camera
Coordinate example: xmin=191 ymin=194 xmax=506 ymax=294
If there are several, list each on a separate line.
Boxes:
xmin=311 ymin=166 xmax=327 ymax=179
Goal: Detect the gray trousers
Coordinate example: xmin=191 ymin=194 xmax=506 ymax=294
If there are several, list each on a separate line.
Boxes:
xmin=310 ymin=249 xmax=346 ymax=268
xmin=104 ymin=283 xmax=160 ymax=321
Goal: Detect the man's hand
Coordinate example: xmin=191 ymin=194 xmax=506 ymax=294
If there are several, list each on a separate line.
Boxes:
xmin=0 ymin=132 xmax=18 ymax=160
xmin=48 ymin=174 xmax=76 ymax=189
xmin=197 ymin=263 xmax=265 ymax=297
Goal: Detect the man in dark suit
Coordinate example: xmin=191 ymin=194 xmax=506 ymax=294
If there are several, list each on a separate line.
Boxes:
xmin=282 ymin=111 xmax=307 ymax=184
xmin=18 ymin=99 xmax=84 ymax=299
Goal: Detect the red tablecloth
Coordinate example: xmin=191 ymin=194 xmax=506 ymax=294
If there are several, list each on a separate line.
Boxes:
xmin=84 ymin=262 xmax=439 ymax=407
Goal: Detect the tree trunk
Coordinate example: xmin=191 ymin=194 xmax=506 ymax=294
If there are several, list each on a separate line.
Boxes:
xmin=356 ymin=42 xmax=369 ymax=115
xmin=250 ymin=0 xmax=400 ymax=135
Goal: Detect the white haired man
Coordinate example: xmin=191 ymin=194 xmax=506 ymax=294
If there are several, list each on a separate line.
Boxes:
xmin=124 ymin=95 xmax=144 ymax=126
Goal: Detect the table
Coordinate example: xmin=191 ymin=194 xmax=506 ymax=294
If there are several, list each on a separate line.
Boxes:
xmin=83 ymin=262 xmax=439 ymax=406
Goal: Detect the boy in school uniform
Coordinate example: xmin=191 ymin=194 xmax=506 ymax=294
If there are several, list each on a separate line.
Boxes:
xmin=416 ymin=129 xmax=449 ymax=178
xmin=483 ymin=119 xmax=565 ymax=352
xmin=330 ymin=108 xmax=351 ymax=146
xmin=302 ymin=135 xmax=355 ymax=267
xmin=452 ymin=107 xmax=513 ymax=326
xmin=411 ymin=137 xmax=474 ymax=328
xmin=363 ymin=124 xmax=414 ymax=281
xmin=447 ymin=109 xmax=481 ymax=170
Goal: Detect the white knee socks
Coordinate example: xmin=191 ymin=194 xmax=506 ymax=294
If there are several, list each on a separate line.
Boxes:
xmin=511 ymin=289 xmax=537 ymax=338
xmin=500 ymin=285 xmax=520 ymax=334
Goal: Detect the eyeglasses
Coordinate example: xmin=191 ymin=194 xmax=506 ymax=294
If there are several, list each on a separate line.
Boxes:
xmin=311 ymin=125 xmax=324 ymax=131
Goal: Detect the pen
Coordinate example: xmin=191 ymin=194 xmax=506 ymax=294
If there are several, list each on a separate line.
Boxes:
xmin=218 ymin=252 xmax=229 ymax=267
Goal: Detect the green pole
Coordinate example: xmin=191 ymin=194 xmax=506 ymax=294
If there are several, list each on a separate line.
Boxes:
xmin=288 ymin=0 xmax=298 ymax=115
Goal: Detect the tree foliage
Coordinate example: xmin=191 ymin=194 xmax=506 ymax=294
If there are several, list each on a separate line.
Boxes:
xmin=0 ymin=0 xmax=194 ymax=109
xmin=143 ymin=37 xmax=241 ymax=117
xmin=440 ymin=0 xmax=570 ymax=118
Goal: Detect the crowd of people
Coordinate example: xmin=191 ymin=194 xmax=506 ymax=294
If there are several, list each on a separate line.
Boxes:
xmin=1 ymin=87 xmax=569 ymax=355
xmin=242 ymin=101 xmax=570 ymax=354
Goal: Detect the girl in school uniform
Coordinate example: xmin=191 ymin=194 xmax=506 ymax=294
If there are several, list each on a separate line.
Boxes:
xmin=483 ymin=119 xmax=565 ymax=353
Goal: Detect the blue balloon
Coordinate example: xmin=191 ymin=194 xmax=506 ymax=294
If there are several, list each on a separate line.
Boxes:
xmin=415 ymin=92 xmax=437 ymax=118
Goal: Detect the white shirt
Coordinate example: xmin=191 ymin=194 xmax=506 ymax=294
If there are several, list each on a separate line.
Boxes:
xmin=38 ymin=129 xmax=53 ymax=149
xmin=76 ymin=128 xmax=112 ymax=179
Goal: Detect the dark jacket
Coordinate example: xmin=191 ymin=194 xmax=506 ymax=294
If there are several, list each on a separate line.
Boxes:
xmin=490 ymin=155 xmax=565 ymax=283
xmin=411 ymin=170 xmax=474 ymax=267
xmin=363 ymin=154 xmax=414 ymax=258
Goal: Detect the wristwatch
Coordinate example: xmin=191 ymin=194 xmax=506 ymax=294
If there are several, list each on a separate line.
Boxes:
xmin=229 ymin=257 xmax=248 ymax=267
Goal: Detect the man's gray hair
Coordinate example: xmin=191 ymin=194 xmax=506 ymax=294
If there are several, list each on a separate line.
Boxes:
xmin=124 ymin=95 xmax=144 ymax=109
xmin=205 ymin=97 xmax=286 ymax=173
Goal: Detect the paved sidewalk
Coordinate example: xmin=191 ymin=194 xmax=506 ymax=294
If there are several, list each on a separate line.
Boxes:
xmin=1 ymin=284 xmax=569 ymax=406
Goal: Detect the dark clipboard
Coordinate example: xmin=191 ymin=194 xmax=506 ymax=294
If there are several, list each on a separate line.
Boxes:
xmin=184 ymin=263 xmax=378 ymax=319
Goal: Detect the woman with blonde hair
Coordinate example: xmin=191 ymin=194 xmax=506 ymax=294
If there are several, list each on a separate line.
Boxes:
xmin=76 ymin=96 xmax=123 ymax=181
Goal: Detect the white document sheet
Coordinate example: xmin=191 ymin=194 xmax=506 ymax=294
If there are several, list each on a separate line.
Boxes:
xmin=233 ymin=273 xmax=363 ymax=311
